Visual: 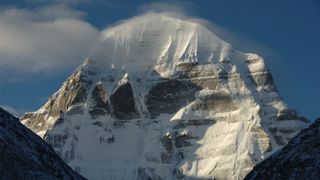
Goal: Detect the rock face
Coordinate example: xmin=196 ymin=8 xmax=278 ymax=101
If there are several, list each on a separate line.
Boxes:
xmin=245 ymin=118 xmax=320 ymax=180
xmin=110 ymin=74 xmax=139 ymax=119
xmin=0 ymin=107 xmax=85 ymax=180
xmin=21 ymin=13 xmax=310 ymax=180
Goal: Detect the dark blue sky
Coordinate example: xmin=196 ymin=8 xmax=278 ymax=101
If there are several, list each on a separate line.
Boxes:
xmin=0 ymin=0 xmax=319 ymax=120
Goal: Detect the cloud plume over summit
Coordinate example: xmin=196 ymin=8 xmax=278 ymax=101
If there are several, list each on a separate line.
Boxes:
xmin=0 ymin=4 xmax=100 ymax=75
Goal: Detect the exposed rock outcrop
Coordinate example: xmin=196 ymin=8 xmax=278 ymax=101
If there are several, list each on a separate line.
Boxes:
xmin=110 ymin=75 xmax=139 ymax=119
xmin=89 ymin=82 xmax=110 ymax=118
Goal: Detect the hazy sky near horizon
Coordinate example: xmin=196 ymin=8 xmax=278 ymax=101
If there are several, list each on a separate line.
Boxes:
xmin=0 ymin=0 xmax=319 ymax=120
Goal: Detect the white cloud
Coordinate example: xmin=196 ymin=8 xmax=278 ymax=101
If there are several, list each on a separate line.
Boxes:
xmin=0 ymin=5 xmax=100 ymax=75
xmin=138 ymin=1 xmax=194 ymax=15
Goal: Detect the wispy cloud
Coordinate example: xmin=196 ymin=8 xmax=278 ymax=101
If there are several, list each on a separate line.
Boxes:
xmin=138 ymin=0 xmax=195 ymax=15
xmin=0 ymin=4 xmax=100 ymax=76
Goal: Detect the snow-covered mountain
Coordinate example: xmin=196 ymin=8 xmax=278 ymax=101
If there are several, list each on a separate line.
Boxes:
xmin=245 ymin=117 xmax=320 ymax=180
xmin=0 ymin=107 xmax=85 ymax=179
xmin=21 ymin=13 xmax=310 ymax=180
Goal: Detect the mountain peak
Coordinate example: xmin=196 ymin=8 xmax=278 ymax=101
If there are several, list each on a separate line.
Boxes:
xmin=21 ymin=13 xmax=310 ymax=179
xmin=90 ymin=13 xmax=231 ymax=76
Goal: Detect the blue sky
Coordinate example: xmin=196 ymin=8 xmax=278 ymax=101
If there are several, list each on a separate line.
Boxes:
xmin=0 ymin=0 xmax=319 ymax=120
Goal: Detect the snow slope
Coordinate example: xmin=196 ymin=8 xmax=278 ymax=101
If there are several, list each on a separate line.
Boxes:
xmin=21 ymin=13 xmax=310 ymax=180
xmin=0 ymin=107 xmax=85 ymax=180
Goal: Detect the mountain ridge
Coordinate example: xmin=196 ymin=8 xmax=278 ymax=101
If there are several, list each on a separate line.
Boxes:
xmin=245 ymin=117 xmax=320 ymax=180
xmin=0 ymin=107 xmax=85 ymax=180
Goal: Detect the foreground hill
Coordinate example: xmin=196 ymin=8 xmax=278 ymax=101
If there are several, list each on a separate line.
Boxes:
xmin=245 ymin=117 xmax=320 ymax=180
xmin=0 ymin=107 xmax=85 ymax=179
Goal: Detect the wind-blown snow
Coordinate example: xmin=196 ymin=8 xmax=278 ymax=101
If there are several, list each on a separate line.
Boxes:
xmin=91 ymin=13 xmax=230 ymax=77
